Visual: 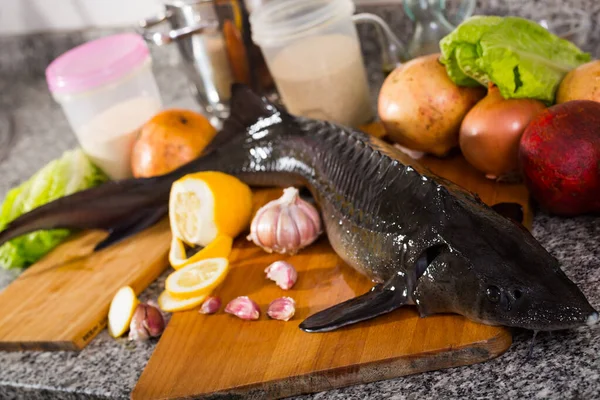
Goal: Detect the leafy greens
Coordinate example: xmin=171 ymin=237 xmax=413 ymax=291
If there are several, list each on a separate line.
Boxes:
xmin=439 ymin=16 xmax=591 ymax=103
xmin=0 ymin=149 xmax=108 ymax=269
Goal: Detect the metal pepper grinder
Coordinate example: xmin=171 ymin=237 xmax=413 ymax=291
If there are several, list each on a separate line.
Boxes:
xmin=139 ymin=0 xmax=274 ymax=122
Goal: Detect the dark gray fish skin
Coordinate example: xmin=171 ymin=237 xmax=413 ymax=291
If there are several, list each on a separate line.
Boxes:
xmin=0 ymin=85 xmax=597 ymax=332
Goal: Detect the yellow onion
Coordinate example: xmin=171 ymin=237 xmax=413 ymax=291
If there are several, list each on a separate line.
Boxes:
xmin=459 ymin=84 xmax=546 ymax=180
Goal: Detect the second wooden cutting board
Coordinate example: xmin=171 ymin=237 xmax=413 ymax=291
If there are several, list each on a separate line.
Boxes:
xmin=132 ymin=153 xmax=531 ymax=400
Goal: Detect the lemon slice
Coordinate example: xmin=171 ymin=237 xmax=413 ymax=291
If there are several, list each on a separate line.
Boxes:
xmin=158 ymin=290 xmax=208 ymax=312
xmin=107 ymin=286 xmax=139 ymax=338
xmin=169 ymin=171 xmax=253 ymax=247
xmin=166 ymin=257 xmax=229 ymax=299
xmin=169 ymin=234 xmax=233 ymax=270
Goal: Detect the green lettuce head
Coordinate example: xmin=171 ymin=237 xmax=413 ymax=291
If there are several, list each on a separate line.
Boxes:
xmin=0 ymin=148 xmax=108 ymax=269
xmin=439 ymin=16 xmax=591 ymax=104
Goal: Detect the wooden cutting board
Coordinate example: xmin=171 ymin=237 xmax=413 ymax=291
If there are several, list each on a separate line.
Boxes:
xmin=132 ymin=153 xmax=532 ymax=400
xmin=0 ymin=218 xmax=171 ymax=351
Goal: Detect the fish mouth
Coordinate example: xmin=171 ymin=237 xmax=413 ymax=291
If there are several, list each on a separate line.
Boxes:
xmin=518 ymin=309 xmax=600 ymax=331
xmin=586 ymin=311 xmax=599 ymax=327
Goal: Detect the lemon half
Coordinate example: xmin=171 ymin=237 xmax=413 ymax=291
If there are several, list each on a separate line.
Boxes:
xmin=169 ymin=171 xmax=253 ymax=247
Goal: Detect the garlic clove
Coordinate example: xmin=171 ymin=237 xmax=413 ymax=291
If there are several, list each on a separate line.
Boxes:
xmin=225 ymin=296 xmax=260 ymax=320
xmin=129 ymin=303 xmax=166 ymax=341
xmin=129 ymin=305 xmax=150 ymax=341
xmin=265 ymin=261 xmax=297 ymax=290
xmin=289 ymin=204 xmax=316 ymax=247
xmin=199 ymin=296 xmax=221 ymax=314
xmin=297 ymin=200 xmax=321 ymax=234
xmin=253 ymin=206 xmax=280 ymax=251
xmin=267 ymin=297 xmax=296 ymax=321
xmin=143 ymin=304 xmax=166 ymax=337
xmin=276 ymin=207 xmax=301 ymax=252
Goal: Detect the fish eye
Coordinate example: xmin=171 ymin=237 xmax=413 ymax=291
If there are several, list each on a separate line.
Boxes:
xmin=486 ymin=286 xmax=501 ymax=303
xmin=513 ymin=289 xmax=522 ymax=299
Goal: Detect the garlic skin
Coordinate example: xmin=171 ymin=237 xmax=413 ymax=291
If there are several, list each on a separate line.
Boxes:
xmin=225 ymin=296 xmax=260 ymax=320
xmin=265 ymin=261 xmax=297 ymax=290
xmin=128 ymin=303 xmax=166 ymax=341
xmin=199 ymin=296 xmax=221 ymax=314
xmin=267 ymin=297 xmax=296 ymax=321
xmin=247 ymin=187 xmax=321 ymax=255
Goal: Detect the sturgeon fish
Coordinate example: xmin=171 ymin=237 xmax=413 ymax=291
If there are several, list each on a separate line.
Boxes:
xmin=0 ymin=85 xmax=597 ymax=332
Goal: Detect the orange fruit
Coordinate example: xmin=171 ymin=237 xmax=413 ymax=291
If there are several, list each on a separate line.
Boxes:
xmin=131 ymin=109 xmax=217 ymax=178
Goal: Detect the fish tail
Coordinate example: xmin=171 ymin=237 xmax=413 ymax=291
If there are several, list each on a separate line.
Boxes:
xmin=0 ymin=177 xmax=172 ymax=249
xmin=0 ymin=85 xmax=286 ymax=252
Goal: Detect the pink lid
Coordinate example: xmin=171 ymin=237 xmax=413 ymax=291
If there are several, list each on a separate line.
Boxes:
xmin=46 ymin=33 xmax=150 ymax=95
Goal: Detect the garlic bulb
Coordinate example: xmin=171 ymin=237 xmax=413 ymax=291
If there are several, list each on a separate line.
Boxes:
xmin=247 ymin=187 xmax=321 ymax=254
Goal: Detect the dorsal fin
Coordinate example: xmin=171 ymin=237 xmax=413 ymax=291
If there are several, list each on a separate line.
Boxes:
xmin=204 ymin=84 xmax=285 ymax=154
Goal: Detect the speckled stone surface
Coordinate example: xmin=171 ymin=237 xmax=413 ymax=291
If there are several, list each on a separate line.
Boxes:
xmin=1 ymin=1 xmax=600 ymax=399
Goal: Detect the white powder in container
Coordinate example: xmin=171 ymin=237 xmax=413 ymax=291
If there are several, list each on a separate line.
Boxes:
xmin=268 ymin=34 xmax=373 ymax=127
xmin=75 ymin=96 xmax=162 ymax=180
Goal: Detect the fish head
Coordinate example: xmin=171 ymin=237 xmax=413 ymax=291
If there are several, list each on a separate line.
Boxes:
xmin=413 ymin=213 xmax=598 ymax=331
xmin=467 ymin=239 xmax=599 ymax=331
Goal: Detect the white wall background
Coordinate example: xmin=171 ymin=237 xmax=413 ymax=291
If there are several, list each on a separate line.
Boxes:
xmin=0 ymin=0 xmax=397 ymax=36
xmin=0 ymin=0 xmax=163 ymax=35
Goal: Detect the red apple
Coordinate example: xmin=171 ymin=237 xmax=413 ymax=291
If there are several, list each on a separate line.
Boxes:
xmin=519 ymin=100 xmax=600 ymax=216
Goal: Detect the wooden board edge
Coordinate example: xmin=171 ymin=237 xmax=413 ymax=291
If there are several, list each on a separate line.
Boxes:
xmin=71 ymin=250 xmax=170 ymax=351
xmin=130 ymin=328 xmax=512 ymax=400
xmin=0 ymin=340 xmax=80 ymax=352
xmin=0 ymin=238 xmax=170 ymax=353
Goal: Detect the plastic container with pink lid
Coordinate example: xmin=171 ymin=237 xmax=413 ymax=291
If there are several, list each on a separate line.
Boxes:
xmin=46 ymin=33 xmax=163 ymax=180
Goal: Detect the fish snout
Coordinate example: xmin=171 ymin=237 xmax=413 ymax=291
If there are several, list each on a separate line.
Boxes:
xmin=586 ymin=311 xmax=599 ymax=327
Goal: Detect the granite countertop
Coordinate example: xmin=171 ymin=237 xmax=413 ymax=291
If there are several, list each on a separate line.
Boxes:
xmin=1 ymin=3 xmax=600 ymax=399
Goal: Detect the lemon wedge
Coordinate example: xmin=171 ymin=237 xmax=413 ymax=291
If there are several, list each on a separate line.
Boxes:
xmin=158 ymin=290 xmax=208 ymax=313
xmin=107 ymin=286 xmax=139 ymax=338
xmin=169 ymin=234 xmax=233 ymax=270
xmin=165 ymin=257 xmax=229 ymax=299
xmin=169 ymin=171 xmax=253 ymax=247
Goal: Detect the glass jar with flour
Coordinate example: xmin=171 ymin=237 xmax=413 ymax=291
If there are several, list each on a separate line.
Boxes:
xmin=46 ymin=33 xmax=163 ymax=180
xmin=249 ymin=0 xmax=406 ymax=128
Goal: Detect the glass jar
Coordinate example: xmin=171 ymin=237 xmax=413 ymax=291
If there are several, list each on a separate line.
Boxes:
xmin=250 ymin=0 xmax=374 ymax=128
xmin=45 ymin=33 xmax=163 ymax=180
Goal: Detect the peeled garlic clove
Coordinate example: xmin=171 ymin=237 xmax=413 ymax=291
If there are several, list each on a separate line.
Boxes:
xmin=265 ymin=261 xmax=297 ymax=290
xmin=267 ymin=297 xmax=296 ymax=321
xmin=248 ymin=187 xmax=321 ymax=255
xmin=225 ymin=296 xmax=260 ymax=320
xmin=199 ymin=296 xmax=221 ymax=314
xmin=129 ymin=303 xmax=165 ymax=341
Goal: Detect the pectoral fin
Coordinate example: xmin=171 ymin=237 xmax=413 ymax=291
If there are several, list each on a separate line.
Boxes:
xmin=93 ymin=206 xmax=168 ymax=252
xmin=299 ymin=272 xmax=409 ymax=333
